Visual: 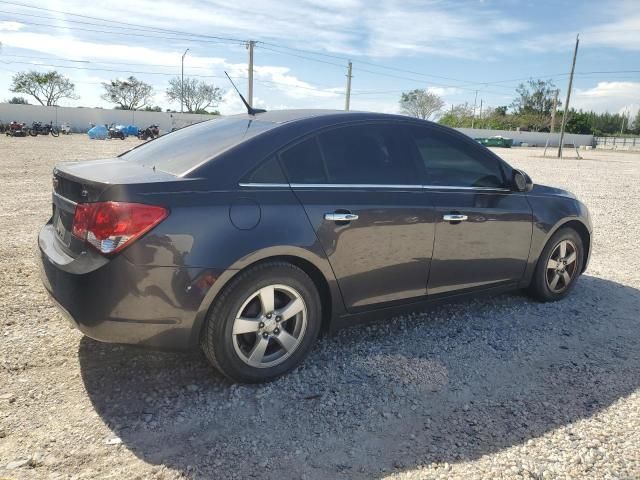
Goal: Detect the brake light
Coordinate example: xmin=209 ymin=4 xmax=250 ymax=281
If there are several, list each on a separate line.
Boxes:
xmin=72 ymin=202 xmax=168 ymax=254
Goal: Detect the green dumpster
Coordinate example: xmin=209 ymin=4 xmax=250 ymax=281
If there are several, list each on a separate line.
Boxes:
xmin=474 ymin=136 xmax=513 ymax=148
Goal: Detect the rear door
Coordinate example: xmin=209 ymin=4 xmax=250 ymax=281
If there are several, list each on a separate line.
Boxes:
xmin=408 ymin=125 xmax=533 ymax=295
xmin=279 ymin=123 xmax=436 ymax=311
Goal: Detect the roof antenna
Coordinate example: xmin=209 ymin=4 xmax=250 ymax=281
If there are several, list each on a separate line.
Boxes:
xmin=224 ymin=71 xmax=266 ymax=115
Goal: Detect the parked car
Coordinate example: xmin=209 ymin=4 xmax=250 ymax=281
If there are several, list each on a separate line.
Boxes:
xmin=39 ymin=110 xmax=592 ymax=383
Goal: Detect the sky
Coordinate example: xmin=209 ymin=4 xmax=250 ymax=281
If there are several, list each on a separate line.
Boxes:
xmin=0 ymin=0 xmax=639 ymax=118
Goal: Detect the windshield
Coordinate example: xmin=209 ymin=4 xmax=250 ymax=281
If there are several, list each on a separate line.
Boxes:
xmin=121 ymin=118 xmax=275 ymax=176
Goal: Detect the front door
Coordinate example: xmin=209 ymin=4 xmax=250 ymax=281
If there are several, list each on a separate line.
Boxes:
xmin=278 ymin=123 xmax=436 ymax=311
xmin=408 ymin=125 xmax=533 ymax=295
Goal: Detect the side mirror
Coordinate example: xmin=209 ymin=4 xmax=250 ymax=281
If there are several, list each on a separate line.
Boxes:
xmin=513 ymin=169 xmax=533 ymax=192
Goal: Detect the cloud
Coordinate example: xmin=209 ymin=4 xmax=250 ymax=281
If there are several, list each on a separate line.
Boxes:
xmin=522 ymin=3 xmax=640 ymax=53
xmin=427 ymin=86 xmax=461 ymax=96
xmin=0 ymin=21 xmax=23 ymax=31
xmin=361 ymin=1 xmax=530 ymax=58
xmin=572 ymin=82 xmax=640 ymax=114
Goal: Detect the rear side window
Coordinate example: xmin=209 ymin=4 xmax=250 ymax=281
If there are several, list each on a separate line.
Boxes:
xmin=410 ymin=127 xmax=505 ymax=188
xmin=318 ymin=124 xmax=418 ymax=185
xmin=245 ymin=156 xmax=286 ymax=183
xmin=279 ymin=137 xmax=327 ymax=184
xmin=121 ymin=118 xmax=275 ymax=176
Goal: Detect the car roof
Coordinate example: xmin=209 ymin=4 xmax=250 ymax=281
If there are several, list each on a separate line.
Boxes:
xmin=225 ymin=109 xmax=416 ymax=125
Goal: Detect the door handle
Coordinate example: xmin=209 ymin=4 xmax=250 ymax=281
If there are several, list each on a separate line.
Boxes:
xmin=443 ymin=214 xmax=468 ymax=222
xmin=325 ymin=212 xmax=359 ymax=222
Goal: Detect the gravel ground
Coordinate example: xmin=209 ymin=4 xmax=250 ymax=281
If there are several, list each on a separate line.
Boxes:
xmin=0 ymin=135 xmax=639 ymax=480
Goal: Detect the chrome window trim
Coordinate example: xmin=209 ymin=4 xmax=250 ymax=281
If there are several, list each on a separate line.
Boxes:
xmin=238 ymin=183 xmax=290 ymax=188
xmin=290 ymin=183 xmax=422 ymax=189
xmin=238 ymin=182 xmax=511 ymax=192
xmin=423 ymin=185 xmax=511 ymax=192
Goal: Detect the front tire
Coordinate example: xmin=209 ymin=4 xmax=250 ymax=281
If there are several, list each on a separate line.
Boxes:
xmin=528 ymin=227 xmax=584 ymax=302
xmin=201 ymin=262 xmax=322 ymax=383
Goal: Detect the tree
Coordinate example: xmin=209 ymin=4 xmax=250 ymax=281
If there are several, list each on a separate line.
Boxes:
xmin=439 ymin=103 xmax=474 ymax=127
xmin=10 ymin=70 xmax=78 ymax=106
xmin=632 ymin=110 xmax=640 ymax=135
xmin=101 ymin=76 xmax=153 ymax=110
xmin=510 ymin=78 xmax=560 ymax=116
xmin=564 ymin=110 xmax=592 ymax=134
xmin=494 ymin=106 xmax=508 ymax=116
xmin=166 ymin=77 xmax=223 ymax=113
xmin=399 ymin=89 xmax=445 ymax=120
xmin=6 ymin=96 xmax=29 ymax=104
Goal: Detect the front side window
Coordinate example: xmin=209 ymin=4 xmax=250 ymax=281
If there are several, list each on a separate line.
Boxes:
xmin=411 ymin=127 xmax=505 ymax=188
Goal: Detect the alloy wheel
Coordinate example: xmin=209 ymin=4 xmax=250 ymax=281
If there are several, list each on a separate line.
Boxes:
xmin=232 ymin=284 xmax=307 ymax=368
xmin=545 ymin=239 xmax=578 ymax=293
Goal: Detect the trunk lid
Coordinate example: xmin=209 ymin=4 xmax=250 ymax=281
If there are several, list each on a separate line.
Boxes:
xmin=51 ymin=158 xmax=183 ymax=255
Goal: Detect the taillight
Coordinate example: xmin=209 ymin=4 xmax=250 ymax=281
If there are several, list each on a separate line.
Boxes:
xmin=72 ymin=202 xmax=168 ymax=254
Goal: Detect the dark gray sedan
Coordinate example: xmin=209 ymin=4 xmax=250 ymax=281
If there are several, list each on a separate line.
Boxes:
xmin=39 ymin=110 xmax=592 ymax=383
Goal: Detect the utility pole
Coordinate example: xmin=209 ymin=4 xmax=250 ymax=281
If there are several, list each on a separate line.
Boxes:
xmin=558 ymin=34 xmax=579 ymax=158
xmin=344 ymin=60 xmax=353 ymax=111
xmin=620 ymin=110 xmax=627 ymax=135
xmin=471 ymin=90 xmax=478 ymax=128
xmin=247 ymin=40 xmax=256 ymax=108
xmin=181 ymin=48 xmax=189 ymax=113
xmin=543 ymin=89 xmax=559 ymax=156
xmin=550 ymin=89 xmax=559 ymax=133
xmin=479 ymin=99 xmax=483 ymax=129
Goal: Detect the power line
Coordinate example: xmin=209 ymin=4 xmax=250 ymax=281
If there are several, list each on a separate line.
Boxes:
xmin=0 ymin=0 xmax=246 ymax=43
xmin=258 ymin=44 xmax=346 ymax=69
xmin=0 ymin=53 xmax=218 ymax=70
xmin=0 ymin=16 xmax=246 ymax=45
xmin=1 ymin=60 xmax=341 ymax=95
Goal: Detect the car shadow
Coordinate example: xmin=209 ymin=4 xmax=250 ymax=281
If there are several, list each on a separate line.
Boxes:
xmin=78 ymin=275 xmax=640 ymax=478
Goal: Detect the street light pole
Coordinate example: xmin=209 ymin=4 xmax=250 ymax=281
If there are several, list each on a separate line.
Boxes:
xmin=181 ymin=48 xmax=189 ymax=113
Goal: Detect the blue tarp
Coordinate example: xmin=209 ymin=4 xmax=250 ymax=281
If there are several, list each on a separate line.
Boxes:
xmin=87 ymin=124 xmax=108 ymax=140
xmin=124 ymin=125 xmax=138 ymax=136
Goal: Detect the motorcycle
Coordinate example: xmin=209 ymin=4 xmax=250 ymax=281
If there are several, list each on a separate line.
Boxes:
xmin=108 ymin=124 xmax=126 ymax=140
xmin=29 ymin=121 xmax=59 ymax=137
xmin=60 ymin=123 xmax=72 ymax=135
xmin=137 ymin=124 xmax=159 ymax=140
xmin=5 ymin=121 xmax=28 ymax=137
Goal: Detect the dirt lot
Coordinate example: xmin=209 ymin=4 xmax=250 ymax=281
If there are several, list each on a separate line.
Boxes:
xmin=0 ymin=135 xmax=639 ymax=479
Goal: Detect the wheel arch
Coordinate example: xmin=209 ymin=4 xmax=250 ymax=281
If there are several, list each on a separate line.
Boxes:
xmin=540 ymin=218 xmax=591 ymax=273
xmin=189 ymin=248 xmax=343 ymax=348
xmin=548 ymin=219 xmax=591 ymax=273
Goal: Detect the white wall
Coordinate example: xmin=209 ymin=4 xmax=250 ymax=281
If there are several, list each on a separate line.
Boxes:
xmin=0 ymin=104 xmax=213 ymax=133
xmin=0 ymin=104 xmax=596 ymax=147
xmin=455 ymin=127 xmax=594 ymax=147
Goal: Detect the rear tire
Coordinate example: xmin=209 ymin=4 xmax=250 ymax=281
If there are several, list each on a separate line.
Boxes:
xmin=201 ymin=261 xmax=322 ymax=383
xmin=528 ymin=227 xmax=584 ymax=302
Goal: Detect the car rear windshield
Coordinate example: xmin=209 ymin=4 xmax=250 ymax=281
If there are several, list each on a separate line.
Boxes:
xmin=121 ymin=118 xmax=275 ymax=176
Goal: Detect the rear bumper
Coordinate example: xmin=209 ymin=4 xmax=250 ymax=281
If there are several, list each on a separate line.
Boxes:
xmin=38 ymin=223 xmax=218 ymax=350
